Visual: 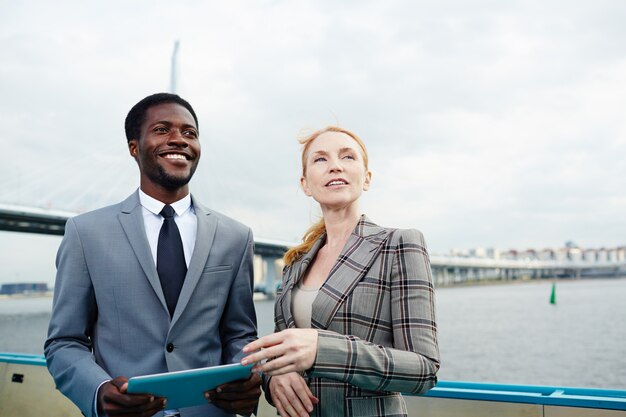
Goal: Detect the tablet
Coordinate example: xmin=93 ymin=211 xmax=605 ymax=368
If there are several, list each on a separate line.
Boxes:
xmin=126 ymin=363 xmax=253 ymax=409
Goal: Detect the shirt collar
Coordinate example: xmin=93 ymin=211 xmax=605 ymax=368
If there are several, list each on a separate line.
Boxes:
xmin=138 ymin=189 xmax=192 ymax=217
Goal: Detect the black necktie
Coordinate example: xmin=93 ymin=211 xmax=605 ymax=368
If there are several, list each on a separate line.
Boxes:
xmin=157 ymin=205 xmax=187 ymax=317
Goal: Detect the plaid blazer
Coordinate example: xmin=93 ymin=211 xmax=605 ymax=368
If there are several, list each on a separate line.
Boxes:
xmin=272 ymin=215 xmax=440 ymax=417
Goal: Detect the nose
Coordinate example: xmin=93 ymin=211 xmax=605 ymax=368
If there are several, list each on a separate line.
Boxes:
xmin=167 ymin=129 xmax=188 ymax=147
xmin=328 ymin=156 xmax=343 ymax=173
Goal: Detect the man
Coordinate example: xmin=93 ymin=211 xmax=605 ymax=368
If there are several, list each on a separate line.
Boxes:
xmin=45 ymin=93 xmax=261 ymax=417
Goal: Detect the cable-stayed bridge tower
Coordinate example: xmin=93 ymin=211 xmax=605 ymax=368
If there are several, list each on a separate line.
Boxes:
xmin=170 ymin=40 xmax=180 ymax=94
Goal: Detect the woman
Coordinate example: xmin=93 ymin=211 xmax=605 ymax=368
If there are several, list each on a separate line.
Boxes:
xmin=242 ymin=127 xmax=439 ymax=416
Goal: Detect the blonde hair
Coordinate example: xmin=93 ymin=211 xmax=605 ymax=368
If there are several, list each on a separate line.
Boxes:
xmin=283 ymin=126 xmax=369 ymax=266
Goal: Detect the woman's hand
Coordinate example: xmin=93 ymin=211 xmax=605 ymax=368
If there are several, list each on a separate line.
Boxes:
xmin=241 ymin=329 xmax=319 ymax=376
xmin=269 ymin=373 xmax=319 ymax=417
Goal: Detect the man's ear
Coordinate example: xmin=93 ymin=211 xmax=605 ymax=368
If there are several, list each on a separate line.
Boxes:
xmin=363 ymin=170 xmax=372 ymax=191
xmin=128 ymin=140 xmax=138 ymax=159
xmin=300 ymin=176 xmax=312 ymax=196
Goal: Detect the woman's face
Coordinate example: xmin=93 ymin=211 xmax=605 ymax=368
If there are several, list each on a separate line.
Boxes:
xmin=301 ymin=131 xmax=371 ymax=210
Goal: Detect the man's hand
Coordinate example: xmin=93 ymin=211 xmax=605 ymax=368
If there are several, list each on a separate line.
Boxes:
xmin=97 ymin=376 xmax=165 ymax=417
xmin=205 ymin=373 xmax=262 ymax=416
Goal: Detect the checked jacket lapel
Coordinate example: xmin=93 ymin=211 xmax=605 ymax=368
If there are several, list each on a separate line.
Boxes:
xmin=277 ymin=215 xmax=390 ymax=331
xmin=278 ymin=236 xmax=325 ymax=329
xmin=311 ymin=215 xmax=390 ymax=330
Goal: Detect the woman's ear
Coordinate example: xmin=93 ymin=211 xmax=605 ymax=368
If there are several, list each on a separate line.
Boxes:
xmin=363 ymin=170 xmax=372 ymax=191
xmin=300 ymin=176 xmax=312 ymax=196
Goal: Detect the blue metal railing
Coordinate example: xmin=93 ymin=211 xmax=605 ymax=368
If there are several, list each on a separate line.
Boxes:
xmin=420 ymin=380 xmax=626 ymax=410
xmin=0 ymin=352 xmax=47 ymax=366
xmin=2 ymin=352 xmax=625 ymax=410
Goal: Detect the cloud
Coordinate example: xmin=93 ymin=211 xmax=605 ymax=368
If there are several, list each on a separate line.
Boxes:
xmin=1 ymin=0 xmax=626 ymax=279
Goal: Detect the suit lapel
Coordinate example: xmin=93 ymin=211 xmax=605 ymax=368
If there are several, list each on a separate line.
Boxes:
xmin=311 ymin=216 xmax=390 ymax=330
xmin=278 ymin=236 xmax=326 ymax=329
xmin=170 ymin=196 xmax=217 ymax=325
xmin=118 ymin=192 xmax=169 ymax=314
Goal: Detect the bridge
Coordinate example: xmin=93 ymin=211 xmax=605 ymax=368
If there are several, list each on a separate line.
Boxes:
xmin=0 ymin=203 xmax=289 ymax=297
xmin=2 ymin=202 xmax=626 ymax=293
xmin=429 ymin=254 xmax=626 ymax=285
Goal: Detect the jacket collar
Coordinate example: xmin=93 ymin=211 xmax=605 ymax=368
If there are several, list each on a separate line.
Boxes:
xmin=279 ymin=215 xmax=390 ymax=330
xmin=118 ymin=191 xmax=217 ymax=326
xmin=170 ymin=195 xmax=216 ymax=326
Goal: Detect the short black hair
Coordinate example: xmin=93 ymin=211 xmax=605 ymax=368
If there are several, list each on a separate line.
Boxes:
xmin=124 ymin=93 xmax=199 ymax=142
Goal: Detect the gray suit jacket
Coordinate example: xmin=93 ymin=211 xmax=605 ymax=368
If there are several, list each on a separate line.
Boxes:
xmin=273 ymin=216 xmax=439 ymax=417
xmin=44 ymin=192 xmax=257 ymax=417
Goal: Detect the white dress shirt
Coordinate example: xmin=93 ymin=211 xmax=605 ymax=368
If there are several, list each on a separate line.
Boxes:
xmin=138 ymin=189 xmax=197 ymax=267
xmin=94 ymin=189 xmax=197 ymax=417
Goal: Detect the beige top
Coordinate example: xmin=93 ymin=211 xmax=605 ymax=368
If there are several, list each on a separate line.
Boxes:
xmin=291 ymin=281 xmax=320 ymax=328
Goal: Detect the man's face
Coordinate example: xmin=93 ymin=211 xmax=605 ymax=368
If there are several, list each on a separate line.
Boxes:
xmin=128 ymin=102 xmax=201 ymax=192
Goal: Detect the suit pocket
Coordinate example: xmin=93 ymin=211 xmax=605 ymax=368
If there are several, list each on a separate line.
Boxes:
xmin=344 ymin=393 xmax=407 ymax=417
xmin=202 ymin=265 xmax=232 ymax=273
xmin=345 ymin=282 xmax=391 ymax=317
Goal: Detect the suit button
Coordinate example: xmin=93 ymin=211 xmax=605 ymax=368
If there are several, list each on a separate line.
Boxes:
xmin=166 ymin=343 xmax=174 ymax=352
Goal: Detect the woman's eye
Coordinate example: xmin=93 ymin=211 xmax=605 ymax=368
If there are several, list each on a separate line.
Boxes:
xmin=343 ymin=154 xmax=355 ymax=160
xmin=314 ymin=157 xmax=326 ymax=163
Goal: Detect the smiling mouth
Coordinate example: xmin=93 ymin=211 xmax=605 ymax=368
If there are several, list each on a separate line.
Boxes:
xmin=326 ymin=179 xmax=348 ymax=186
xmin=161 ymin=152 xmax=191 ymax=161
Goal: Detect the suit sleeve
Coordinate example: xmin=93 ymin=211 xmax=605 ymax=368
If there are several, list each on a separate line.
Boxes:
xmin=308 ymin=229 xmax=440 ymax=394
xmin=44 ymin=218 xmax=111 ymax=417
xmin=219 ymin=228 xmax=258 ymax=363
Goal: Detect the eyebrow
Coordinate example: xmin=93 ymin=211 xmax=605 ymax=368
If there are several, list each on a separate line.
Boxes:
xmin=311 ymin=147 xmax=358 ymax=155
xmin=338 ymin=147 xmax=357 ymax=154
xmin=151 ymin=120 xmax=198 ymax=130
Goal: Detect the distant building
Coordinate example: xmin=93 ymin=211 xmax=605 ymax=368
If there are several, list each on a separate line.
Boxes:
xmin=597 ymin=248 xmax=609 ymax=262
xmin=500 ymin=249 xmax=518 ymax=260
xmin=617 ymin=247 xmax=626 ymax=262
xmin=440 ymin=244 xmax=625 ymax=266
xmin=520 ymin=249 xmax=538 ymax=261
xmin=0 ymin=282 xmax=48 ymax=295
xmin=449 ymin=248 xmax=468 ymax=257
xmin=538 ymin=249 xmax=556 ymax=261
xmin=485 ymin=248 xmax=500 ymax=259
xmin=469 ymin=247 xmax=487 ymax=258
xmin=568 ymin=246 xmax=583 ymax=262
xmin=583 ymin=249 xmax=597 ymax=262
xmin=555 ymin=247 xmax=570 ymax=262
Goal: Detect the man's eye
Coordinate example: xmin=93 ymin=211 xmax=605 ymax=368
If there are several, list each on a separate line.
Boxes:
xmin=154 ymin=127 xmax=167 ymax=133
xmin=183 ymin=130 xmax=198 ymax=137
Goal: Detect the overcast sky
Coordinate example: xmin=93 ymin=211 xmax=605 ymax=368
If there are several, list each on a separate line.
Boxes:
xmin=2 ymin=1 xmax=626 ymax=284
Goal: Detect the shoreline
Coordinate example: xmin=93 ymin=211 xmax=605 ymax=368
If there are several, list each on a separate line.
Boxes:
xmin=1 ymin=275 xmax=626 ymax=300
xmin=434 ymin=274 xmax=626 ymax=289
xmin=0 ymin=292 xmax=53 ymax=300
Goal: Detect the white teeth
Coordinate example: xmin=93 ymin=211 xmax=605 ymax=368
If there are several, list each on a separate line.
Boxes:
xmin=327 ymin=180 xmax=347 ymax=186
xmin=164 ymin=154 xmax=186 ymax=160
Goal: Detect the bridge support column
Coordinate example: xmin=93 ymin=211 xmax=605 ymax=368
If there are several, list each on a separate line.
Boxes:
xmin=262 ymin=257 xmax=281 ymax=299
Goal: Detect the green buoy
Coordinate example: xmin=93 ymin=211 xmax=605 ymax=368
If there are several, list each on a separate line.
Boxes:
xmin=550 ymin=282 xmax=556 ymax=305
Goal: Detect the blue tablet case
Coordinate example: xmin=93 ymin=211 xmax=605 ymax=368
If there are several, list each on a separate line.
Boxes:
xmin=126 ymin=363 xmax=253 ymax=409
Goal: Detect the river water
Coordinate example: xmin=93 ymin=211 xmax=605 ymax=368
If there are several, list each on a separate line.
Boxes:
xmin=1 ymin=278 xmax=625 ymax=390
